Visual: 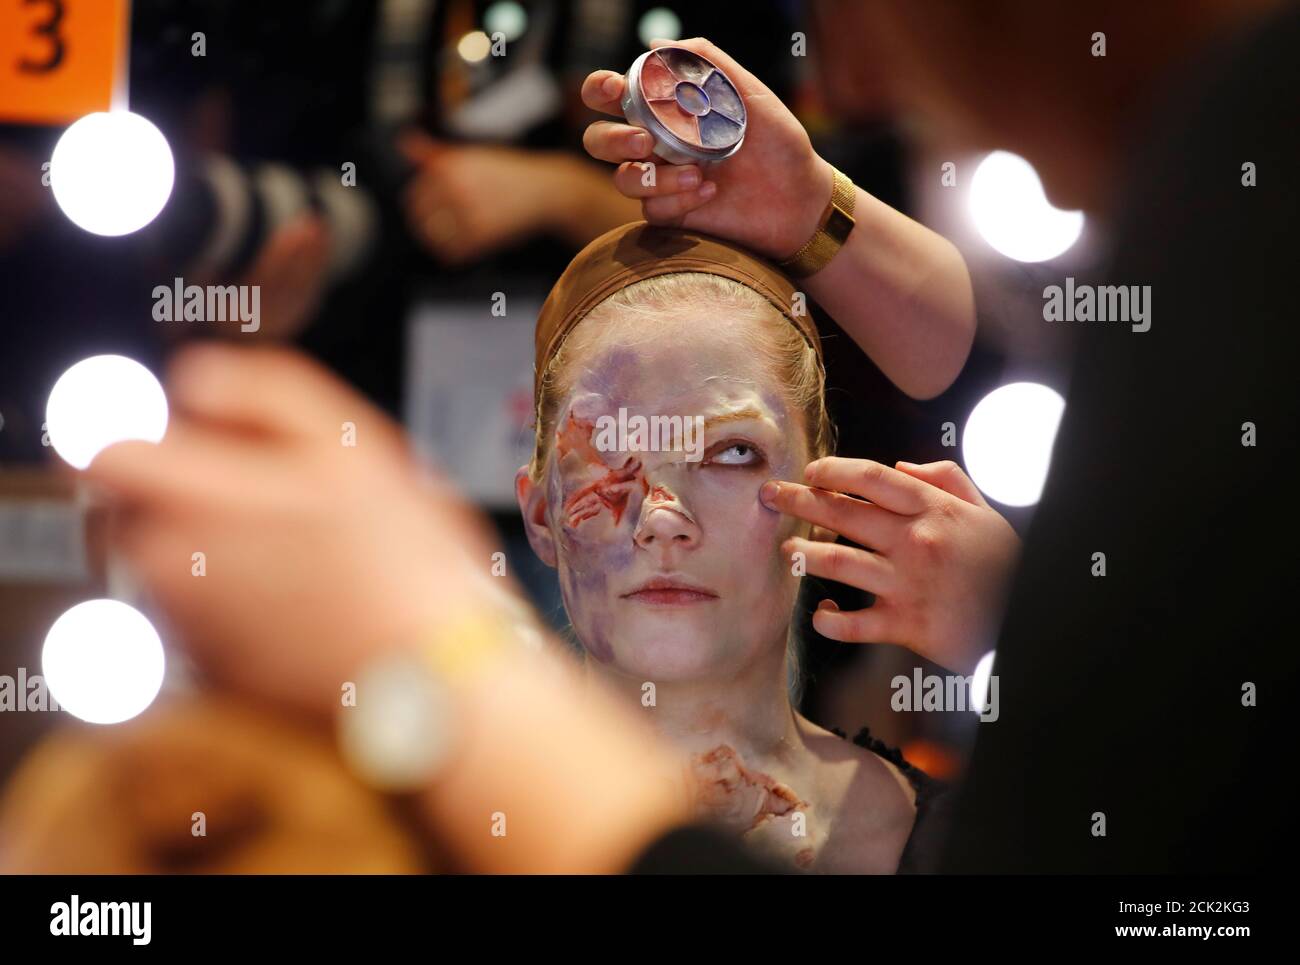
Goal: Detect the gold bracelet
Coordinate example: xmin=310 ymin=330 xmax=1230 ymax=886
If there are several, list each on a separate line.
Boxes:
xmin=777 ymin=166 xmax=857 ymax=279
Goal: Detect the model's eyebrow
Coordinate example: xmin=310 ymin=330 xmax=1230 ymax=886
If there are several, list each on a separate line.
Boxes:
xmin=702 ymin=407 xmax=765 ymax=430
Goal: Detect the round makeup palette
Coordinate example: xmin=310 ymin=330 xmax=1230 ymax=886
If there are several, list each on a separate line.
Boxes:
xmin=621 ymin=46 xmax=747 ymax=165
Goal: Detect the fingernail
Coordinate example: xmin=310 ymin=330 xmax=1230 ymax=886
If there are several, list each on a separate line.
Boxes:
xmin=633 ymin=131 xmax=652 ymax=155
xmin=817 ymin=599 xmax=840 ymax=612
xmin=760 ymin=480 xmax=781 ymax=508
xmin=679 ymin=167 xmax=701 ymax=189
xmin=602 ymin=74 xmax=622 ymax=97
xmin=896 ymin=461 xmax=918 ymax=470
xmin=699 ymin=181 xmax=717 ymax=199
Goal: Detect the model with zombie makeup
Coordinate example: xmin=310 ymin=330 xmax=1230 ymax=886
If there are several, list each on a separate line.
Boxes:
xmin=516 ymin=223 xmax=945 ymax=873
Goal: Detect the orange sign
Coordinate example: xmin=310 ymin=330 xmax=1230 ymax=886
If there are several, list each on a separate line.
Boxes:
xmin=0 ymin=0 xmax=131 ymax=125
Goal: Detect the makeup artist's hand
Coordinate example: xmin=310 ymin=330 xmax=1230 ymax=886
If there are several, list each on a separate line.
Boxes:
xmin=580 ymin=38 xmax=833 ymax=261
xmin=582 ymin=40 xmax=976 ymax=401
xmin=84 ymin=344 xmax=695 ymax=874
xmin=763 ymin=458 xmax=1021 ymax=675
xmin=234 ymin=214 xmax=332 ymax=338
xmin=399 ymin=133 xmax=638 ymax=263
xmin=183 ymin=214 xmax=332 ymax=341
xmin=85 ymin=343 xmax=507 ymax=719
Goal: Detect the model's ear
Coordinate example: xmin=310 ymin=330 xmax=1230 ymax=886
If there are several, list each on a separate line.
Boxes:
xmin=516 ymin=465 xmax=557 ymax=568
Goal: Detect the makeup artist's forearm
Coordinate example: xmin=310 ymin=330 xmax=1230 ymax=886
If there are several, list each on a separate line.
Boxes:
xmin=806 ymin=187 xmax=976 ymax=399
xmin=414 ymin=650 xmax=692 ymax=873
xmin=550 ymin=155 xmax=643 ymax=247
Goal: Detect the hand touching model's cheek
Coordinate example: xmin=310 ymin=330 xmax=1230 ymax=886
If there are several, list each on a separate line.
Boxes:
xmin=541 ymin=322 xmax=809 ymax=680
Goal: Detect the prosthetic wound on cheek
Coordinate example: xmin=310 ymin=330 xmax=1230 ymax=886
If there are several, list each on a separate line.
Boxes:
xmin=555 ymin=410 xmax=646 ymax=528
xmin=556 ymin=410 xmax=707 ymax=531
xmin=537 ymin=225 xmax=821 ymax=535
xmin=564 ymin=461 xmax=641 ymax=527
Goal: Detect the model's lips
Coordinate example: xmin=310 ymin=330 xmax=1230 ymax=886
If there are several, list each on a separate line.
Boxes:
xmin=621 ymin=576 xmax=719 ymax=606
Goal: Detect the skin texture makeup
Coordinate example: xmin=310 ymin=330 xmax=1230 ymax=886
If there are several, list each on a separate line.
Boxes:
xmin=622 ymin=46 xmax=747 ymax=164
xmin=518 ymin=296 xmax=918 ymax=872
xmin=544 ymin=334 xmax=798 ymax=681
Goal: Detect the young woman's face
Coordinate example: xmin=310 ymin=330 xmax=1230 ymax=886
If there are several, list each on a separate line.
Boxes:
xmin=521 ymin=308 xmax=811 ymax=681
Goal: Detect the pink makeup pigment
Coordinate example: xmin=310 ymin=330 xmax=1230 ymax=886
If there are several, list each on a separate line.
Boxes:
xmin=622 ymin=46 xmax=747 ymax=165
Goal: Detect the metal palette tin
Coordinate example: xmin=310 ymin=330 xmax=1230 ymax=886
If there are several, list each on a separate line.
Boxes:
xmin=621 ymin=46 xmax=747 ymax=165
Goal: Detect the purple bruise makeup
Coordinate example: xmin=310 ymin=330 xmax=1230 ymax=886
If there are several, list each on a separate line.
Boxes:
xmin=622 ymin=46 xmax=747 ymax=165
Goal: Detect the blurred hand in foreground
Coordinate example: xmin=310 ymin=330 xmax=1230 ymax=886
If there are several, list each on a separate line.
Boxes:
xmin=85 ymin=345 xmax=693 ymax=873
xmin=86 ymin=343 xmax=502 ymax=719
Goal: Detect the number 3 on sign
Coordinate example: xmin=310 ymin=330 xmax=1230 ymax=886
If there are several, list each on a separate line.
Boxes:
xmin=0 ymin=0 xmax=130 ymax=124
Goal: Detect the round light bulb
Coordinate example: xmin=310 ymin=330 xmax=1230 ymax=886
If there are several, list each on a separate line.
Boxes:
xmin=50 ymin=111 xmax=175 ymax=237
xmin=484 ymin=1 xmax=528 ymax=42
xmin=457 ymin=30 xmax=492 ymax=62
xmin=46 ymin=354 xmax=168 ymax=470
xmin=42 ymin=599 xmax=166 ymax=725
xmin=969 ymin=150 xmax=1084 ymax=263
xmin=638 ymin=8 xmax=683 ymax=46
xmin=962 ymin=381 xmax=1065 ymax=507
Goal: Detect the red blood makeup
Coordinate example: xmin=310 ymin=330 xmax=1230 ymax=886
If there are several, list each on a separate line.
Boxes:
xmin=621 ymin=46 xmax=747 ymax=164
xmin=564 ymin=459 xmax=641 ymax=527
xmin=555 ymin=411 xmax=644 ymax=528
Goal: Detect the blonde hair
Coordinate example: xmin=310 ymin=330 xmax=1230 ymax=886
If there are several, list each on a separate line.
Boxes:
xmin=530 ymin=272 xmax=834 ymax=479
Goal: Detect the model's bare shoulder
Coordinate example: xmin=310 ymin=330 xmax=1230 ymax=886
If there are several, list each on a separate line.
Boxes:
xmin=796 ymin=718 xmax=918 ymax=873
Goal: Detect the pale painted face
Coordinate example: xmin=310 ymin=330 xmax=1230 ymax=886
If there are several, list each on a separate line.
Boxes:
xmin=528 ymin=310 xmax=811 ymax=682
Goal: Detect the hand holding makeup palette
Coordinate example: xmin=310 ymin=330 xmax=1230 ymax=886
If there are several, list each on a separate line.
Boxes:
xmin=621 ymin=46 xmax=747 ymax=165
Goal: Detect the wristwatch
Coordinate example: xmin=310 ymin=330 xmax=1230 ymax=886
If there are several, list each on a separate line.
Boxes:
xmin=777 ymin=165 xmax=857 ymax=279
xmin=336 ymin=608 xmax=527 ymax=792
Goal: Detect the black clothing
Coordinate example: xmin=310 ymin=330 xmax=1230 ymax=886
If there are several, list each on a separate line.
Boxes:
xmin=940 ymin=4 xmax=1299 ymax=872
xmin=834 ymin=728 xmax=952 ymax=875
xmin=629 ymin=1 xmax=1299 ymax=877
xmin=629 ymin=826 xmax=780 ymax=875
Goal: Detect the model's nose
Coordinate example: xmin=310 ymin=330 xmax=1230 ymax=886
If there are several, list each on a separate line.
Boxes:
xmin=633 ymin=483 xmax=700 ymax=552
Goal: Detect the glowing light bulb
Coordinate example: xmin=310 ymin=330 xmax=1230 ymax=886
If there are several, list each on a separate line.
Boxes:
xmin=969 ymin=150 xmax=1083 ymax=262
xmin=46 ymin=355 xmax=168 ymax=470
xmin=42 ymin=599 xmax=166 ymax=724
xmin=638 ymin=8 xmax=683 ymax=46
xmin=971 ymin=650 xmax=996 ymax=715
xmin=50 ymin=111 xmax=174 ymax=236
xmin=962 ymin=382 xmax=1065 ymax=507
xmin=457 ymin=30 xmax=491 ymax=62
xmin=484 ymin=1 xmax=527 ymax=42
